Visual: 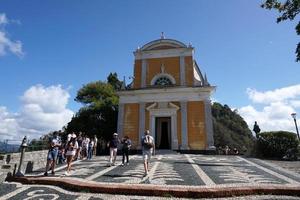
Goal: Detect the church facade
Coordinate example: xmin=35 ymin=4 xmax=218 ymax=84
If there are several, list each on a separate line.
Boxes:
xmin=117 ymin=37 xmax=215 ymax=151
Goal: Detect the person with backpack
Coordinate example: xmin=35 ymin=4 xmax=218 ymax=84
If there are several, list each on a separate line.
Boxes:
xmin=141 ymin=130 xmax=154 ymax=176
xmin=121 ymin=136 xmax=132 ymax=166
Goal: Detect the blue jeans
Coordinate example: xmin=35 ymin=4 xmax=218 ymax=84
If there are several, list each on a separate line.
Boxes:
xmin=47 ymin=148 xmax=58 ymax=161
xmin=87 ymin=147 xmax=93 ymax=159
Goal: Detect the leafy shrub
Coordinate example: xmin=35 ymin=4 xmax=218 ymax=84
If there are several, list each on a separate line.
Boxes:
xmin=257 ymin=131 xmax=299 ymax=159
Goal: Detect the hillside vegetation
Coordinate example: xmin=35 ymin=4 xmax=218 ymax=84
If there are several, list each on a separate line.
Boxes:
xmin=212 ymin=102 xmax=255 ymax=155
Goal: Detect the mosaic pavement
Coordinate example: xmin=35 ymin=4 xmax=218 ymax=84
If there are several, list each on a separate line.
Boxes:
xmin=1 ymin=152 xmax=300 ymax=199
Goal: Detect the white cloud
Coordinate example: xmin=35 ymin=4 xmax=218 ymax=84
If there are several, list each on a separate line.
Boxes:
xmin=238 ymin=84 xmax=300 ymax=134
xmin=0 ymin=13 xmax=24 ymax=57
xmin=247 ymin=85 xmax=300 ymax=104
xmin=0 ymin=85 xmax=74 ymax=141
xmin=0 ymin=107 xmax=19 ymax=140
xmin=0 ymin=14 xmax=8 ymax=25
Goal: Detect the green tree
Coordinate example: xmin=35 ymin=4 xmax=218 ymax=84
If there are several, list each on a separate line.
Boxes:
xmin=262 ymin=0 xmax=300 ymax=61
xmin=65 ymin=73 xmax=121 ymax=142
xmin=257 ymin=131 xmax=299 ymax=159
xmin=107 ymin=72 xmax=123 ymax=90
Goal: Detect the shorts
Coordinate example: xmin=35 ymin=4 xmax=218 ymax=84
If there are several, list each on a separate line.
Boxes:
xmin=143 ymin=150 xmax=152 ymax=161
xmin=47 ymin=149 xmax=58 ymax=161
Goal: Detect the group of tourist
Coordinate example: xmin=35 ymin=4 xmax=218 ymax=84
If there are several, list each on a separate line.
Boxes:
xmin=217 ymin=146 xmax=239 ymax=155
xmin=44 ymin=131 xmax=98 ymax=176
xmin=106 ymin=130 xmax=154 ymax=176
xmin=44 ymin=130 xmax=155 ymax=177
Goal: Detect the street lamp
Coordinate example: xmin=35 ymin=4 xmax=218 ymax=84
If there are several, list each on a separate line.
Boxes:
xmin=15 ymin=136 xmax=28 ymax=177
xmin=291 ymin=113 xmax=300 ymax=140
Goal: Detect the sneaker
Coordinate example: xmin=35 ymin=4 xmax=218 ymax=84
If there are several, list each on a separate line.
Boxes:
xmin=51 ymin=171 xmax=55 ymax=175
xmin=65 ymin=171 xmax=70 ymax=176
xmin=143 ymin=172 xmax=148 ymax=177
xmin=44 ymin=172 xmax=48 ymax=176
xmin=121 ymin=163 xmax=124 ymax=166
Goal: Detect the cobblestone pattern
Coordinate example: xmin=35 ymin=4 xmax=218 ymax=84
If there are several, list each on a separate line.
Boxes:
xmin=3 ymin=153 xmax=300 ymax=199
xmin=1 ymin=183 xmax=300 ymax=200
xmin=28 ymin=153 xmax=300 ymax=188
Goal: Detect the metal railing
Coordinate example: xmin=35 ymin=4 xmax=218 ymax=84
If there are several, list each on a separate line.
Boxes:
xmin=0 ymin=139 xmax=22 ymax=154
xmin=0 ymin=139 xmax=48 ymax=154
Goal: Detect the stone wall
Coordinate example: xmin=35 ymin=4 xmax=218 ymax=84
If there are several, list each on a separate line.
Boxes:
xmin=0 ymin=150 xmax=48 ymax=183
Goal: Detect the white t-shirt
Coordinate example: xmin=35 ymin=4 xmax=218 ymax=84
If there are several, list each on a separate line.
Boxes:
xmin=89 ymin=141 xmax=94 ymax=148
xmin=67 ymin=133 xmax=77 ymax=142
xmin=66 ymin=141 xmax=78 ymax=156
xmin=142 ymin=135 xmax=154 ymax=152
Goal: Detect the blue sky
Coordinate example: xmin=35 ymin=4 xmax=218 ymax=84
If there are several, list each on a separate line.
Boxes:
xmin=0 ymin=0 xmax=300 ymax=141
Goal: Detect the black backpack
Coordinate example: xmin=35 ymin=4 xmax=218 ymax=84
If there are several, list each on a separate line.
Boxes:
xmin=143 ymin=136 xmax=154 ymax=149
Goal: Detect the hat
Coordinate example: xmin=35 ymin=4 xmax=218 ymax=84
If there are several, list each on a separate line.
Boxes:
xmin=113 ymin=133 xmax=118 ymax=136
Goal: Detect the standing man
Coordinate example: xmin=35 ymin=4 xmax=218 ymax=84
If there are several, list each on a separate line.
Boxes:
xmin=93 ymin=135 xmax=98 ymax=156
xmin=121 ymin=136 xmax=132 ymax=166
xmin=44 ymin=131 xmax=61 ymax=176
xmin=141 ymin=130 xmax=154 ymax=176
xmin=253 ymin=121 xmax=261 ymax=138
xmin=107 ymin=133 xmax=120 ymax=166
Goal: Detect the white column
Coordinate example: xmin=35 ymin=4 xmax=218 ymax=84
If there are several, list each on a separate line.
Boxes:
xmin=171 ymin=114 xmax=179 ymax=150
xmin=204 ymin=99 xmax=215 ymax=149
xmin=117 ymin=103 xmax=124 ymax=138
xmin=138 ymin=103 xmax=145 ymax=147
xmin=180 ymin=56 xmax=186 ymax=86
xmin=180 ymin=101 xmax=189 ymax=150
xmin=150 ymin=115 xmax=156 ymax=143
xmin=141 ymin=59 xmax=147 ymax=88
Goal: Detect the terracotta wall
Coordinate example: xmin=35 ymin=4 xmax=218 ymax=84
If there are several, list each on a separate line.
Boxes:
xmin=185 ymin=56 xmax=194 ymax=86
xmin=187 ymin=101 xmax=206 ymax=150
xmin=146 ymin=57 xmax=180 ymax=86
xmin=133 ymin=60 xmax=142 ymax=89
xmin=123 ymin=103 xmax=139 ymax=148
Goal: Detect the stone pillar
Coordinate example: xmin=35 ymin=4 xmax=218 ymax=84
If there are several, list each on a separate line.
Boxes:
xmin=138 ymin=103 xmax=145 ymax=148
xmin=204 ymin=99 xmax=215 ymax=149
xmin=150 ymin=115 xmax=156 ymax=143
xmin=117 ymin=103 xmax=124 ymax=138
xmin=171 ymin=114 xmax=179 ymax=150
xmin=180 ymin=56 xmax=186 ymax=86
xmin=141 ymin=59 xmax=147 ymax=88
xmin=180 ymin=101 xmax=189 ymax=150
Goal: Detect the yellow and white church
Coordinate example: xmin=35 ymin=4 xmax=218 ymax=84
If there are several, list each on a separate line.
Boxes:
xmin=117 ymin=36 xmax=215 ymax=152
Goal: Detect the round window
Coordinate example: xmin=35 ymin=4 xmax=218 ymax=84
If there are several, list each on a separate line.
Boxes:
xmin=154 ymin=77 xmax=173 ymax=86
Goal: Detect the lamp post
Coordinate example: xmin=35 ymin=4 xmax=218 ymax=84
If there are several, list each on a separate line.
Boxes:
xmin=291 ymin=113 xmax=300 ymax=140
xmin=15 ymin=136 xmax=28 ymax=177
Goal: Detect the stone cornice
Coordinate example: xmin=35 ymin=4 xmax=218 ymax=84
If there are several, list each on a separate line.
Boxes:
xmin=134 ymin=47 xmax=194 ymax=60
xmin=117 ymin=86 xmax=216 ymax=103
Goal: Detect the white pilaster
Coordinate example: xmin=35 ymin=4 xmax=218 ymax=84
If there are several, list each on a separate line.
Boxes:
xmin=150 ymin=115 xmax=156 ymax=143
xmin=204 ymin=99 xmax=215 ymax=149
xmin=117 ymin=103 xmax=124 ymax=138
xmin=138 ymin=102 xmax=145 ymax=147
xmin=180 ymin=56 xmax=186 ymax=86
xmin=180 ymin=101 xmax=189 ymax=150
xmin=171 ymin=114 xmax=178 ymax=149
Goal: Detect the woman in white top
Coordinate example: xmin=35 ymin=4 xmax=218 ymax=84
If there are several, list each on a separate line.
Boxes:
xmin=65 ymin=137 xmax=78 ymax=175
